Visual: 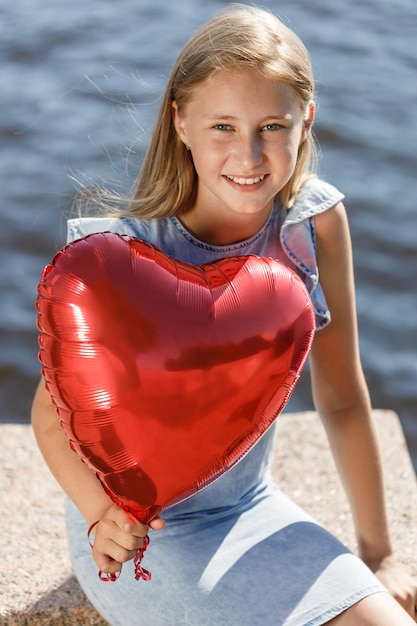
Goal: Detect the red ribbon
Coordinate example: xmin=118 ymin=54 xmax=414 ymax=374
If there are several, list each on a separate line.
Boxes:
xmin=134 ymin=535 xmax=151 ymax=581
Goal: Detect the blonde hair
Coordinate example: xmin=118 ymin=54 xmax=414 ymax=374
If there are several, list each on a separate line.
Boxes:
xmin=90 ymin=4 xmax=318 ymax=218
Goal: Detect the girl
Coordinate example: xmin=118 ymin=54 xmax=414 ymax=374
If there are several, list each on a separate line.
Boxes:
xmin=32 ymin=5 xmax=417 ymax=625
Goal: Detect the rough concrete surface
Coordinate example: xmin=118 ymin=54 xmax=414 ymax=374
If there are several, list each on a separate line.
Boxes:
xmin=1 ymin=410 xmax=416 ymax=625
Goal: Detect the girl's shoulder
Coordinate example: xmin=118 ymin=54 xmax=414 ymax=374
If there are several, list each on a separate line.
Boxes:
xmin=66 ymin=215 xmax=168 ymax=244
xmin=279 ymin=178 xmax=345 ymax=331
xmin=285 ymin=178 xmax=345 ymax=226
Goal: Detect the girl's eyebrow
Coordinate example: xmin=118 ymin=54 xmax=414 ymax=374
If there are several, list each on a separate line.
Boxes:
xmin=203 ymin=113 xmax=293 ymax=121
xmin=202 ymin=114 xmax=238 ymax=120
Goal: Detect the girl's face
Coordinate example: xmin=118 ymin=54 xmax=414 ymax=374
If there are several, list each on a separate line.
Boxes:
xmin=172 ymin=69 xmax=314 ymax=243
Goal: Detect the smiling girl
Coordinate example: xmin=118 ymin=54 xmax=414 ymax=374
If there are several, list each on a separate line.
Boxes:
xmin=32 ymin=5 xmax=417 ymax=625
xmin=171 ymin=70 xmax=313 ymax=244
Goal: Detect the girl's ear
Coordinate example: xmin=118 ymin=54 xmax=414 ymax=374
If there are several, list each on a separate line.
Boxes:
xmin=301 ymin=100 xmax=315 ymax=143
xmin=172 ymin=101 xmax=188 ymax=146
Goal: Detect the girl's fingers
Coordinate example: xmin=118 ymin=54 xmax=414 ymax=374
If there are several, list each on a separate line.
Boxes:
xmin=90 ymin=506 xmax=166 ymax=572
xmin=95 ymin=516 xmax=145 ymax=553
xmin=93 ymin=535 xmax=140 ymax=568
xmin=94 ymin=548 xmax=123 ymax=575
xmin=149 ymin=517 xmax=166 ymax=531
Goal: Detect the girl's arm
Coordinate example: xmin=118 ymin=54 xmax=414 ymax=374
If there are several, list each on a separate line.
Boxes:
xmin=31 ymin=379 xmax=164 ymax=575
xmin=310 ymin=201 xmax=416 ymax=615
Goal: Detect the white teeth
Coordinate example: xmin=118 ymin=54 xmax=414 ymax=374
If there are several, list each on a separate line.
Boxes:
xmin=226 ymin=175 xmax=265 ymax=185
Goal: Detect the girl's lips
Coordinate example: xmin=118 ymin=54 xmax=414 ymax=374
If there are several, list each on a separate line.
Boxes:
xmin=225 ymin=174 xmax=266 ymax=186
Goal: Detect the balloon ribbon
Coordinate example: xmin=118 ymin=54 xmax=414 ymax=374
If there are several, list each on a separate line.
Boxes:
xmin=134 ymin=535 xmax=151 ymax=581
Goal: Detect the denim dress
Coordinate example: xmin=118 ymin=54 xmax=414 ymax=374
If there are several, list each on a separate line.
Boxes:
xmin=64 ymin=179 xmax=385 ymax=625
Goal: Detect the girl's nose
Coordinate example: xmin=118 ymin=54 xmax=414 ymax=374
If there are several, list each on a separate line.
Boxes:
xmin=237 ymin=134 xmax=263 ymax=170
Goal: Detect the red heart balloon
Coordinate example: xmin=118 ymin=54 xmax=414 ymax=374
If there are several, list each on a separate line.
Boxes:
xmin=36 ymin=232 xmax=315 ymax=524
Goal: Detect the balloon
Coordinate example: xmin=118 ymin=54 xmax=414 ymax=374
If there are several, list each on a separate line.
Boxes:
xmin=36 ymin=232 xmax=315 ymax=524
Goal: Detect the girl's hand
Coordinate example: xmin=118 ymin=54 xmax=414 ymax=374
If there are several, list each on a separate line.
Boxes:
xmin=371 ymin=554 xmax=417 ymax=619
xmin=90 ymin=504 xmax=165 ymax=576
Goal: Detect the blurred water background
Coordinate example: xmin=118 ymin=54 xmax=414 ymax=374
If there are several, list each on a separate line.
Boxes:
xmin=1 ymin=0 xmax=416 ymax=467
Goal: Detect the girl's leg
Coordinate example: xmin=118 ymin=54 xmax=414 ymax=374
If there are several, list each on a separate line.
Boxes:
xmin=326 ymin=592 xmax=415 ymax=625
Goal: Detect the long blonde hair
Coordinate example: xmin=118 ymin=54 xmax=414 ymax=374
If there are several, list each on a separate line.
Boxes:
xmin=91 ymin=4 xmax=318 ymax=218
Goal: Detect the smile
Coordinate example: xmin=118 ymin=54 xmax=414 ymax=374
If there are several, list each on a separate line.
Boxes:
xmin=225 ymin=175 xmax=265 ymax=185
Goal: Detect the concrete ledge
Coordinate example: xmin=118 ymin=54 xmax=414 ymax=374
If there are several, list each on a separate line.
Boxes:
xmin=1 ymin=410 xmax=416 ymax=624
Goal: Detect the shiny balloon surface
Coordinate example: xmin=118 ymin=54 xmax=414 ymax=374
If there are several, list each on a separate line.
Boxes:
xmin=37 ymin=232 xmax=315 ymax=523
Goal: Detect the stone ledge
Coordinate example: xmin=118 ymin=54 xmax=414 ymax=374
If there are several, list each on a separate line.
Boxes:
xmin=1 ymin=410 xmax=416 ymax=625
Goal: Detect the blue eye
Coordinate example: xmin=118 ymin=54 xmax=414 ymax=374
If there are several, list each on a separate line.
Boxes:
xmin=262 ymin=124 xmax=282 ymax=131
xmin=214 ymin=124 xmax=231 ymax=131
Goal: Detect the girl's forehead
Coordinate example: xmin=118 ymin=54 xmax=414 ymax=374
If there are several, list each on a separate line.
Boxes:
xmin=186 ymin=70 xmax=301 ymax=110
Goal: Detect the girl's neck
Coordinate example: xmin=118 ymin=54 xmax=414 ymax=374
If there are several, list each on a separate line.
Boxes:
xmin=178 ymin=207 xmax=273 ymax=246
xmin=178 ymin=188 xmax=276 ymax=246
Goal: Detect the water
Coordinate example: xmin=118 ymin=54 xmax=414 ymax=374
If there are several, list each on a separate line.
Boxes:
xmin=1 ymin=0 xmax=416 ymax=466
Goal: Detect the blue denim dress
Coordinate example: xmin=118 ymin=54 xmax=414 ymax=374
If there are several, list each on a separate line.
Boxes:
xmin=64 ymin=179 xmax=385 ymax=625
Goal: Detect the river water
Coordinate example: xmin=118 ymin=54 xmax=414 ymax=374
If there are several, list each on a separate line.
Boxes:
xmin=1 ymin=0 xmax=416 ymax=467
